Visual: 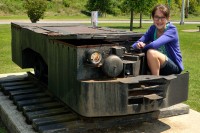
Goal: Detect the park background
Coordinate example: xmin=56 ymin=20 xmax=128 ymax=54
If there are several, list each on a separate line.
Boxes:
xmin=0 ymin=0 xmax=200 ymax=132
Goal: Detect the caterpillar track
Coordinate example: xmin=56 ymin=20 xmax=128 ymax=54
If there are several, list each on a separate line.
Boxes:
xmin=0 ymin=72 xmax=159 ymax=133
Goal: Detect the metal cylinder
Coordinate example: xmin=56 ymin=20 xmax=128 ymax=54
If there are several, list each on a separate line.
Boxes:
xmin=91 ymin=11 xmax=98 ymax=28
xmin=102 ymin=55 xmax=123 ymax=78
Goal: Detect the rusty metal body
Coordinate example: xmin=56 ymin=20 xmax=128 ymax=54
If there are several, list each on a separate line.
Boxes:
xmin=11 ymin=23 xmax=189 ymax=117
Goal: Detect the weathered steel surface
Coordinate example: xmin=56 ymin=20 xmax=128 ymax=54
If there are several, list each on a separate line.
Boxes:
xmin=22 ymin=102 xmax=65 ymax=115
xmin=79 ymin=73 xmax=189 ymax=117
xmin=16 ymin=97 xmax=54 ymax=111
xmin=13 ymin=92 xmax=47 ymax=104
xmin=0 ymin=80 xmax=32 ymax=87
xmin=9 ymin=88 xmax=42 ymax=100
xmin=11 ymin=23 xmax=142 ymax=39
xmin=2 ymin=84 xmax=35 ymax=95
xmin=25 ymin=107 xmax=70 ymax=123
xmin=32 ymin=113 xmax=79 ymax=131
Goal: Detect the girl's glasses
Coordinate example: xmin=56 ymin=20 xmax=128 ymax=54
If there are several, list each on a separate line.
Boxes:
xmin=154 ymin=16 xmax=166 ymax=21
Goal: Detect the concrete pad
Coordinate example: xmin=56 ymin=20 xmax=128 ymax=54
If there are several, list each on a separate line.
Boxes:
xmin=108 ymin=109 xmax=200 ymax=133
xmin=159 ymin=103 xmax=190 ymax=118
xmin=0 ymin=72 xmax=198 ymax=133
xmin=159 ymin=109 xmax=200 ymax=133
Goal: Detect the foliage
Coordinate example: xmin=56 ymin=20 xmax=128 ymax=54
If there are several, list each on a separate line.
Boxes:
xmin=170 ymin=0 xmax=200 ymax=16
xmin=23 ymin=0 xmax=47 ymax=23
xmin=45 ymin=0 xmax=87 ymax=16
xmin=63 ymin=0 xmax=70 ymax=7
xmin=0 ymin=0 xmax=200 ymax=17
xmin=121 ymin=0 xmax=156 ymax=14
xmin=120 ymin=0 xmax=157 ymax=30
xmin=188 ymin=0 xmax=200 ymax=15
xmin=156 ymin=0 xmax=181 ymax=16
xmin=175 ymin=0 xmax=182 ymax=8
xmin=85 ymin=0 xmax=121 ymax=16
xmin=0 ymin=0 xmax=25 ymax=15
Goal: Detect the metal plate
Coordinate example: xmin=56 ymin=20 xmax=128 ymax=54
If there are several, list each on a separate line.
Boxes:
xmin=11 ymin=22 xmax=142 ymax=39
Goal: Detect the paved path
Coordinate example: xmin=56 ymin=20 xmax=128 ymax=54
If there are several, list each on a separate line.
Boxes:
xmin=0 ymin=19 xmax=200 ymax=24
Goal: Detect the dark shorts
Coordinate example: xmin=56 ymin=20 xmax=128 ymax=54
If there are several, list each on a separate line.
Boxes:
xmin=160 ymin=57 xmax=181 ymax=75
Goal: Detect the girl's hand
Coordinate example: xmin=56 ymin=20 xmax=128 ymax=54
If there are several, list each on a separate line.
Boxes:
xmin=137 ymin=42 xmax=146 ymax=49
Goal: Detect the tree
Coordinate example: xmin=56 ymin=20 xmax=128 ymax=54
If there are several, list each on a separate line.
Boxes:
xmin=188 ymin=0 xmax=200 ymax=15
xmin=85 ymin=0 xmax=120 ymax=16
xmin=24 ymin=0 xmax=47 ymax=23
xmin=121 ymin=0 xmax=156 ymax=31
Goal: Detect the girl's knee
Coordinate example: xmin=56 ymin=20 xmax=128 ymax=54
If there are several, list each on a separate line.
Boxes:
xmin=147 ymin=49 xmax=156 ymax=58
xmin=147 ymin=49 xmax=166 ymax=64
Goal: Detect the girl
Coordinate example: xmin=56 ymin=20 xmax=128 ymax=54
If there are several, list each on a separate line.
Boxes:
xmin=132 ymin=4 xmax=183 ymax=75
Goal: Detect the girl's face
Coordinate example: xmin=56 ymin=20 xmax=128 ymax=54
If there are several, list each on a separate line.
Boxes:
xmin=153 ymin=9 xmax=169 ymax=31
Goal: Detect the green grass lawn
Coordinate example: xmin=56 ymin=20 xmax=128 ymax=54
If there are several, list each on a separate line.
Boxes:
xmin=0 ymin=24 xmax=30 ymax=73
xmin=0 ymin=13 xmax=199 ymax=22
xmin=0 ymin=22 xmax=200 ymax=114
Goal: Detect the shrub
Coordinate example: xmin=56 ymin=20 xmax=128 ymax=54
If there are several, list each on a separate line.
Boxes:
xmin=63 ymin=0 xmax=70 ymax=7
xmin=24 ymin=0 xmax=47 ymax=23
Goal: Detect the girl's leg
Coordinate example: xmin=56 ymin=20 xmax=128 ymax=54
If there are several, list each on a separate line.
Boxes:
xmin=146 ymin=49 xmax=166 ymax=75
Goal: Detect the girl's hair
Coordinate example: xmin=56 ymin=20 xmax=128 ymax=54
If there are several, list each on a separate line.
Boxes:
xmin=152 ymin=4 xmax=170 ymax=18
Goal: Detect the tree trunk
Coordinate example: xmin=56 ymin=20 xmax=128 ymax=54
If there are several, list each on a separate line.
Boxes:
xmin=180 ymin=0 xmax=185 ymax=25
xmin=130 ymin=9 xmax=133 ymax=31
xmin=185 ymin=0 xmax=189 ymax=18
xmin=139 ymin=12 xmax=142 ymax=28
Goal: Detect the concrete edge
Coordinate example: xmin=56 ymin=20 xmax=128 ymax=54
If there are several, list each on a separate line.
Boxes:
xmin=159 ymin=103 xmax=190 ymax=118
xmin=0 ymin=72 xmax=35 ymax=133
xmin=0 ymin=92 xmax=36 ymax=133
